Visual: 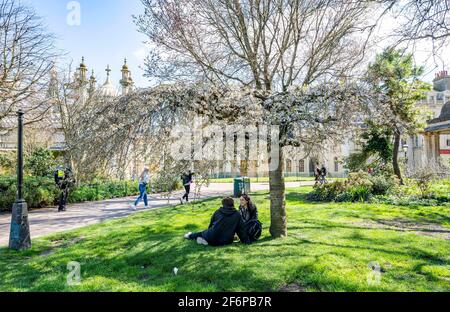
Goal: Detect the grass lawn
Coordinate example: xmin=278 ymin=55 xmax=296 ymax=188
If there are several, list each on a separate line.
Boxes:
xmin=0 ymin=187 xmax=449 ymax=292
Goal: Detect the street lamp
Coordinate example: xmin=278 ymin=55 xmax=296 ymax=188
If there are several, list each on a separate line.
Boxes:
xmin=402 ymin=144 xmax=409 ymax=167
xmin=9 ymin=110 xmax=31 ymax=250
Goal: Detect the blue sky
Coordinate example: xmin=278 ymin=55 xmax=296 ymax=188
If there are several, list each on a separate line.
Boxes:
xmin=22 ymin=1 xmax=449 ymax=88
xmin=25 ymin=0 xmax=151 ymax=87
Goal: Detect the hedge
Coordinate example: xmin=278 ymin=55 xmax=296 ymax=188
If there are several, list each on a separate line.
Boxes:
xmin=0 ymin=176 xmax=141 ymax=212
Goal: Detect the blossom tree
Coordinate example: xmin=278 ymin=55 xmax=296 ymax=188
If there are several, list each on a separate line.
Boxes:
xmin=134 ymin=0 xmax=377 ymax=237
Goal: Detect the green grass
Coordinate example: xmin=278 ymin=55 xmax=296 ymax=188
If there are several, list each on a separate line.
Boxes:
xmin=0 ymin=187 xmax=449 ymax=292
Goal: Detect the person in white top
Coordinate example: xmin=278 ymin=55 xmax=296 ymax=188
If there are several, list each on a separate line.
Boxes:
xmin=130 ymin=167 xmax=150 ymax=210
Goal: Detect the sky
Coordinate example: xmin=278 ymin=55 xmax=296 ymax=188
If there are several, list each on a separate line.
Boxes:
xmin=24 ymin=0 xmax=151 ymax=88
xmin=23 ymin=0 xmax=450 ymax=89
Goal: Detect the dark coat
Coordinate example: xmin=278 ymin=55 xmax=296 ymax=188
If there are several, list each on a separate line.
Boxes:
xmin=201 ymin=204 xmax=250 ymax=246
xmin=239 ymin=205 xmax=258 ymax=223
xmin=239 ymin=205 xmax=262 ymax=242
xmin=181 ymin=173 xmax=193 ymax=186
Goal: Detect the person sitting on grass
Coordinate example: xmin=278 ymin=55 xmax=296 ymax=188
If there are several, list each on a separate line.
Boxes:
xmin=184 ymin=197 xmax=250 ymax=246
xmin=239 ymin=194 xmax=262 ymax=242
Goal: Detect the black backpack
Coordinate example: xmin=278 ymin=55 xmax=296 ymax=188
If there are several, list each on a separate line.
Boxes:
xmin=247 ymin=220 xmax=262 ymax=241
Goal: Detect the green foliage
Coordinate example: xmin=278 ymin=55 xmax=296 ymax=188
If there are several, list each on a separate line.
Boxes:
xmin=308 ymin=170 xmax=400 ymax=203
xmin=0 ymin=176 xmax=59 ymax=211
xmin=68 ymin=180 xmax=140 ymax=203
xmin=344 ymin=123 xmax=394 ymax=172
xmin=0 ymin=175 xmax=141 ymax=211
xmin=24 ymin=147 xmax=57 ymax=177
xmin=366 ymin=48 xmax=432 ymax=182
xmin=0 ymin=152 xmax=16 ymax=175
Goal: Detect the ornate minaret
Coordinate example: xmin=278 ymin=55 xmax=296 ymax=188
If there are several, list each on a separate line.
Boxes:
xmin=88 ymin=70 xmax=97 ymax=96
xmin=76 ymin=57 xmax=88 ymax=86
xmin=120 ymin=58 xmax=134 ymax=95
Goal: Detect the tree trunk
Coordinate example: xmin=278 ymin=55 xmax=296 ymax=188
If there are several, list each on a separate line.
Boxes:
xmin=240 ymin=160 xmax=249 ymax=176
xmin=392 ymin=132 xmax=403 ymax=185
xmin=269 ymin=147 xmax=287 ymax=238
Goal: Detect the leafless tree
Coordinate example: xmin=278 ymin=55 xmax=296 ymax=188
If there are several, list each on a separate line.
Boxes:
xmin=0 ymin=0 xmax=59 ymax=128
xmin=381 ymin=0 xmax=450 ymax=53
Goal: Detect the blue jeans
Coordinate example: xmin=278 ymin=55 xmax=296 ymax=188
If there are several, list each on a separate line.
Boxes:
xmin=134 ymin=183 xmax=148 ymax=206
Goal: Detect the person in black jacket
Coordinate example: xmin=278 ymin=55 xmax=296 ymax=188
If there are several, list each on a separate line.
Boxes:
xmin=184 ymin=197 xmax=250 ymax=246
xmin=239 ymin=194 xmax=262 ymax=242
xmin=54 ymin=167 xmax=75 ymax=212
xmin=180 ymin=170 xmax=194 ymax=204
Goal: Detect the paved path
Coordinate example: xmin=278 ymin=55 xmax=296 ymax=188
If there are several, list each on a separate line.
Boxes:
xmin=0 ymin=182 xmax=312 ymax=247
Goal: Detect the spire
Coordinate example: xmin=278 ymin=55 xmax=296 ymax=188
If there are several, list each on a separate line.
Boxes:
xmin=105 ymin=64 xmax=111 ymax=83
xmin=122 ymin=58 xmax=129 ymax=71
xmin=89 ymin=69 xmax=96 ymax=83
xmin=77 ymin=56 xmax=88 ymax=83
xmin=120 ymin=58 xmax=133 ymax=95
xmin=89 ymin=70 xmax=97 ymax=95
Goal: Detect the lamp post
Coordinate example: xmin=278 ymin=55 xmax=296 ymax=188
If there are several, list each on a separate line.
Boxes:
xmin=9 ymin=110 xmax=31 ymax=250
xmin=402 ymin=143 xmax=409 ymax=170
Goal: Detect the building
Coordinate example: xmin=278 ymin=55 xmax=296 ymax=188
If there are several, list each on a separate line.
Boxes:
xmin=406 ymin=70 xmax=450 ymax=169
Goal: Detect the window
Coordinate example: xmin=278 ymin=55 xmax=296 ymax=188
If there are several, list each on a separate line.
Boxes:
xmin=334 ymin=158 xmax=339 ymax=172
xmin=447 ymin=139 xmax=450 ymax=147
xmin=414 ymin=135 xmax=420 ymax=148
xmin=299 ymin=160 xmax=305 ymax=173
xmin=437 ymin=93 xmax=444 ymax=101
xmin=286 ymin=159 xmax=292 ymax=173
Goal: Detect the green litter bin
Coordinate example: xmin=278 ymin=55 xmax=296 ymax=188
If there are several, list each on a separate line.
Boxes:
xmin=233 ymin=177 xmax=251 ymax=198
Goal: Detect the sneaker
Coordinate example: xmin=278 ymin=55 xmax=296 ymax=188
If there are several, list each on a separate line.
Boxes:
xmin=179 ymin=198 xmax=184 ymax=205
xmin=196 ymin=237 xmax=208 ymax=246
xmin=184 ymin=232 xmax=192 ymax=239
xmin=130 ymin=204 xmax=137 ymax=211
xmin=144 ymin=205 xmax=149 ymax=209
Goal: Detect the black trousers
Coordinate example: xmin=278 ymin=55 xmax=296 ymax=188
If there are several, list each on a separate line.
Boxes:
xmin=182 ymin=184 xmax=191 ymax=201
xmin=188 ymin=231 xmax=203 ymax=239
xmin=58 ymin=187 xmax=69 ymax=211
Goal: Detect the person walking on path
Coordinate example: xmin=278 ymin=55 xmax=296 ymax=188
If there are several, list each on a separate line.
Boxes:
xmin=180 ymin=170 xmax=194 ymax=204
xmin=130 ymin=167 xmax=150 ymax=210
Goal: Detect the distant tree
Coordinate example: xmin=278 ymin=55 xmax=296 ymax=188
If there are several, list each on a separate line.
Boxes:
xmin=345 ymin=121 xmax=393 ymax=171
xmin=366 ymin=48 xmax=431 ymax=184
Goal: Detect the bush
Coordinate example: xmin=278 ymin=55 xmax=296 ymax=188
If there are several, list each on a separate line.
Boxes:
xmin=368 ymin=173 xmax=399 ymax=195
xmin=25 ymin=148 xmax=57 ymax=177
xmin=307 ymin=170 xmax=399 ymax=203
xmin=0 ymin=176 xmax=142 ymax=211
xmin=0 ymin=176 xmax=60 ymax=211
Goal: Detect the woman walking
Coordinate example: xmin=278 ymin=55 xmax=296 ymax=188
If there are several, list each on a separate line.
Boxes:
xmin=130 ymin=167 xmax=150 ymax=210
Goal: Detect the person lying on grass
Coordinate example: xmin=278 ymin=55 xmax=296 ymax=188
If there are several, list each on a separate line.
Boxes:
xmin=184 ymin=197 xmax=251 ymax=246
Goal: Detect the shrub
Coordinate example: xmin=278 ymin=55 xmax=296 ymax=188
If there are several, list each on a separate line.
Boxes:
xmin=307 ymin=170 xmax=399 ymax=203
xmin=25 ymin=148 xmax=57 ymax=177
xmin=368 ymin=173 xmax=399 ymax=195
xmin=307 ymin=180 xmax=346 ymax=201
xmin=0 ymin=176 xmax=142 ymax=211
